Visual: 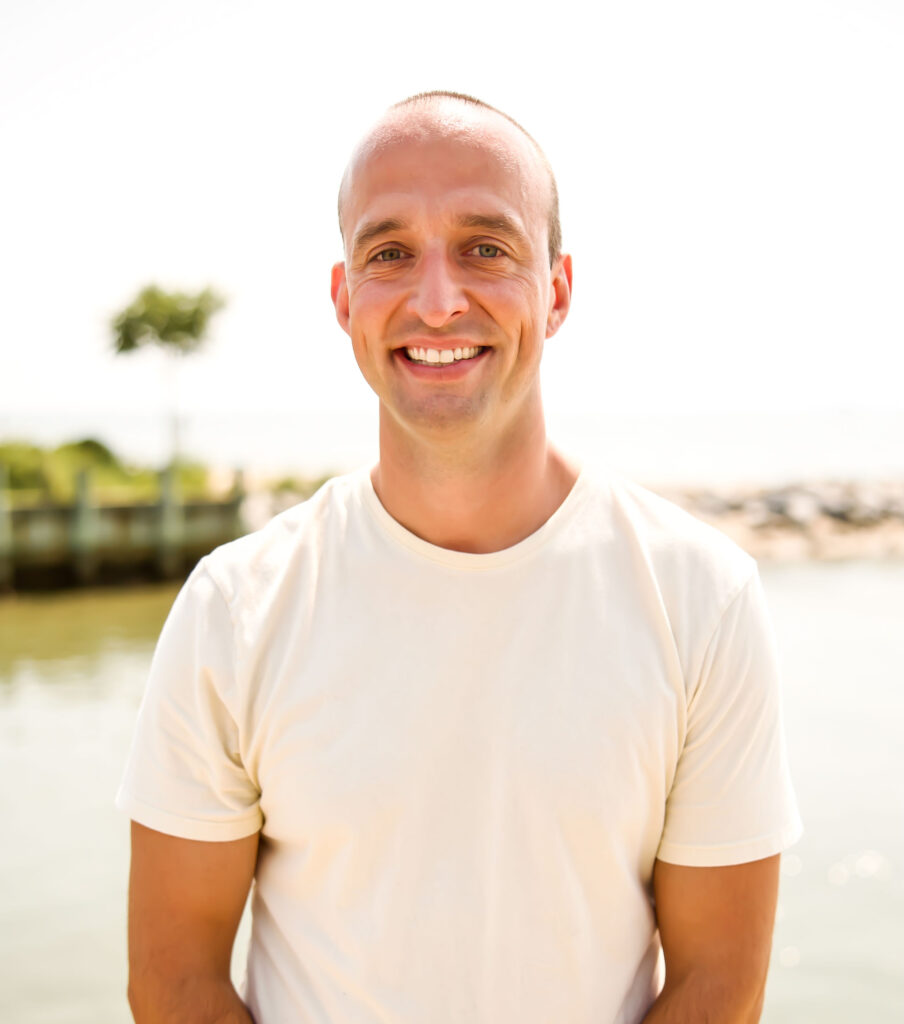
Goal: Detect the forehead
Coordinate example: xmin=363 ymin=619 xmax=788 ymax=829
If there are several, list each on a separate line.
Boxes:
xmin=340 ymin=108 xmax=549 ymax=241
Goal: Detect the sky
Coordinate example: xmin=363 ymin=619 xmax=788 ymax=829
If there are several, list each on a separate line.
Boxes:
xmin=1 ymin=0 xmax=902 ymax=472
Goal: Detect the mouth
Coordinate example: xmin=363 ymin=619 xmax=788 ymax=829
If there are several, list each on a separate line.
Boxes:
xmin=402 ymin=345 xmax=486 ymax=366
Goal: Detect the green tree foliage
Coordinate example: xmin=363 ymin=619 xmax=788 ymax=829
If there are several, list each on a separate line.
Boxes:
xmin=0 ymin=439 xmax=211 ymax=505
xmin=111 ymin=284 xmax=225 ymax=467
xmin=0 ymin=442 xmax=48 ymax=492
xmin=56 ymin=438 xmax=118 ymax=466
xmin=111 ymin=285 xmax=225 ymax=356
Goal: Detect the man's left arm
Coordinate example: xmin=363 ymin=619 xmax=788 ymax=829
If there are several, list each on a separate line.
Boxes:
xmin=642 ymin=855 xmax=780 ymax=1024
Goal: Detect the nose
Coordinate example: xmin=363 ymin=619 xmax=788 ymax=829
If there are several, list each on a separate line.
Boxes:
xmin=406 ymin=248 xmax=469 ymax=328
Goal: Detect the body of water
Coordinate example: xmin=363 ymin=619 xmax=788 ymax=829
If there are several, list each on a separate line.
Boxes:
xmin=1 ymin=560 xmax=902 ymax=1022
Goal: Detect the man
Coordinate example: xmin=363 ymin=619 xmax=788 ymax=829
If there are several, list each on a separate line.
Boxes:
xmin=118 ymin=91 xmax=801 ymax=1023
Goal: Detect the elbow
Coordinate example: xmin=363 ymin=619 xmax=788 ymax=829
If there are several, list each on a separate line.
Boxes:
xmin=126 ymin=973 xmax=149 ymax=1023
xmin=127 ymin=963 xmax=168 ymax=1024
xmin=126 ymin=962 xmax=189 ymax=1023
xmin=747 ymin=974 xmax=769 ymax=1024
xmin=656 ymin=967 xmax=770 ymax=1024
xmin=126 ymin=963 xmax=251 ymax=1024
xmin=126 ymin=962 xmax=148 ymax=1020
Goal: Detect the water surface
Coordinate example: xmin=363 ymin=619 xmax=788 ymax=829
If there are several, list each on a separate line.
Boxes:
xmin=1 ymin=562 xmax=901 ymax=1022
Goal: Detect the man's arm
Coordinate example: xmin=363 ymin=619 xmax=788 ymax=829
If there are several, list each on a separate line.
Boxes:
xmin=642 ymin=855 xmax=781 ymax=1024
xmin=127 ymin=821 xmax=259 ymax=1024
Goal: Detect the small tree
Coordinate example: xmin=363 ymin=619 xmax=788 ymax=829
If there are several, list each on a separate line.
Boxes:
xmin=112 ymin=285 xmax=225 ymax=466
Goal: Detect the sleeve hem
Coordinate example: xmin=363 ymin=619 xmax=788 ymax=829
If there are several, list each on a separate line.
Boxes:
xmin=116 ymin=788 xmax=262 ymax=842
xmin=656 ymin=816 xmax=803 ymax=867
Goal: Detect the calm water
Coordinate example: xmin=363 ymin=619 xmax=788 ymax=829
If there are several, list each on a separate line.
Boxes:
xmin=1 ymin=561 xmax=902 ymax=1022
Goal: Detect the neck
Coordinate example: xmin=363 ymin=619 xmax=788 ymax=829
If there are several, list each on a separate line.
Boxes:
xmin=371 ymin=409 xmax=579 ymax=554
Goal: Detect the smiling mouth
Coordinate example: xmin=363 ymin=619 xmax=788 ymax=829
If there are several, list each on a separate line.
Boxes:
xmin=403 ymin=345 xmax=485 ymax=366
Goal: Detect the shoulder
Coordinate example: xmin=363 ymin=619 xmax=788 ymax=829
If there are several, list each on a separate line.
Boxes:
xmin=598 ymin=471 xmax=753 ymax=569
xmin=579 ymin=466 xmax=758 ymax=630
xmin=196 ymin=468 xmax=369 ymax=612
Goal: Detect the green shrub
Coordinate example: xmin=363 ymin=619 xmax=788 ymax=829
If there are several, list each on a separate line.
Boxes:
xmin=0 ymin=439 xmax=212 ymax=504
xmin=0 ymin=442 xmax=49 ymax=492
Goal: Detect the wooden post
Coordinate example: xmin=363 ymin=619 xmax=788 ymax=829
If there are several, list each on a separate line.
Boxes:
xmin=157 ymin=467 xmax=184 ymax=578
xmin=231 ymin=467 xmax=246 ymax=538
xmin=71 ymin=468 xmax=99 ymax=584
xmin=0 ymin=464 xmax=13 ymax=591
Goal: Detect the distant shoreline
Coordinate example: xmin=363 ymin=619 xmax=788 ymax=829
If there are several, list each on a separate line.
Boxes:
xmin=243 ymin=476 xmax=904 ymax=564
xmin=6 ymin=408 xmax=904 ymax=494
xmin=5 ymin=439 xmax=903 ymax=567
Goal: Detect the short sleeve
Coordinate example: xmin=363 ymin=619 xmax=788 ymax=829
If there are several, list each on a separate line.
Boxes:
xmin=115 ymin=560 xmax=262 ymax=841
xmin=657 ymin=571 xmax=802 ymax=866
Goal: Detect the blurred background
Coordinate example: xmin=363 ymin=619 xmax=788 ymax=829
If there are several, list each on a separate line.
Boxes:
xmin=1 ymin=0 xmax=901 ymax=1021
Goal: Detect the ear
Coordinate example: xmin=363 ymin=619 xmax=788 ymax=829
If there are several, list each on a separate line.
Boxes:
xmin=545 ymin=253 xmax=573 ymax=339
xmin=331 ymin=262 xmax=351 ymax=336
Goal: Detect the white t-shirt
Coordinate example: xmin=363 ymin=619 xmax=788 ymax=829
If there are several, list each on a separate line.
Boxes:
xmin=117 ymin=466 xmax=801 ymax=1024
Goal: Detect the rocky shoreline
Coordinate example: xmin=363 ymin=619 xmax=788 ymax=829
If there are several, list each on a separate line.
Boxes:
xmin=659 ymin=479 xmax=904 ymax=562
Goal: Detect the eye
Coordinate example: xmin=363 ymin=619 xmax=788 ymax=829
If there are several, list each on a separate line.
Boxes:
xmin=373 ymin=248 xmax=404 ymax=262
xmin=472 ymin=243 xmax=503 ymax=258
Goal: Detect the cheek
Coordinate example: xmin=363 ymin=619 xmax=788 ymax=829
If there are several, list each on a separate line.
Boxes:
xmin=499 ymin=270 xmax=547 ymax=309
xmin=495 ymin=282 xmax=548 ymax=341
xmin=348 ymin=279 xmax=404 ymax=332
xmin=484 ymin=278 xmax=535 ymax=320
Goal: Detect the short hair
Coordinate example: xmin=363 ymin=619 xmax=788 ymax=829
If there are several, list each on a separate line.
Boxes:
xmin=339 ymin=90 xmax=562 ymax=267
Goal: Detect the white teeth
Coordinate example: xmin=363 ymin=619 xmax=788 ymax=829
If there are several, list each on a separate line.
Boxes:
xmin=405 ymin=346 xmax=482 ymax=365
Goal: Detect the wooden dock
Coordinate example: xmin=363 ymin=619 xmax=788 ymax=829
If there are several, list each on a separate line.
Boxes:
xmin=0 ymin=466 xmax=245 ymax=589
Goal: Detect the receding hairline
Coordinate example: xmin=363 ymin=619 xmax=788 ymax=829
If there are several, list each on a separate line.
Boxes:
xmin=337 ymin=91 xmax=562 ymax=266
xmin=391 ymin=91 xmax=546 ymax=158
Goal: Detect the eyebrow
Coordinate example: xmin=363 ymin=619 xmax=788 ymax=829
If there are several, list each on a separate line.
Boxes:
xmin=350 ymin=218 xmax=408 ymax=262
xmin=454 ymin=214 xmax=530 ymax=250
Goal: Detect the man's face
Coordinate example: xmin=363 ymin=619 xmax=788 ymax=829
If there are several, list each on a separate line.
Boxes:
xmin=331 ymin=110 xmax=571 ymax=451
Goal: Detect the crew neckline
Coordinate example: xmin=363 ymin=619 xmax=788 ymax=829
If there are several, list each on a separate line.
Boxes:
xmin=357 ymin=465 xmax=588 ymax=571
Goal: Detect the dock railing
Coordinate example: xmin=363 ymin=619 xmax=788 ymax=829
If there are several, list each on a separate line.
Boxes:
xmin=0 ymin=465 xmax=245 ymax=589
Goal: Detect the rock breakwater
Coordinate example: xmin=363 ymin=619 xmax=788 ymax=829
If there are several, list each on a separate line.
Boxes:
xmin=661 ymin=479 xmax=904 ymax=561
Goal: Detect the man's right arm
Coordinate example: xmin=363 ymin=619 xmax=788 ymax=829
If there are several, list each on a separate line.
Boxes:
xmin=127 ymin=821 xmax=259 ymax=1024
